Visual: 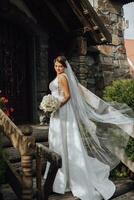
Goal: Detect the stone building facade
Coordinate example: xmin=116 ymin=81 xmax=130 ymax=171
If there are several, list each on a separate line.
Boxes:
xmin=0 ymin=0 xmax=134 ymax=124
xmin=88 ymin=0 xmax=133 ymax=86
xmin=69 ymin=1 xmax=134 ymax=97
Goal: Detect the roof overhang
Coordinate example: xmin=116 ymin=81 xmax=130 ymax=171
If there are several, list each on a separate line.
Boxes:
xmin=15 ymin=0 xmax=112 ymax=45
xmin=111 ymin=0 xmax=134 ymax=4
xmin=68 ymin=0 xmax=112 ymax=44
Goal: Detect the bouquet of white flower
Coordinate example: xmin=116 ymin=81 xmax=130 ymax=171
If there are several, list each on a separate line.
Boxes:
xmin=39 ymin=94 xmax=60 ymax=115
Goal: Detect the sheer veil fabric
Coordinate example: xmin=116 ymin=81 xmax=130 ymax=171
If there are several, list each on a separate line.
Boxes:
xmin=44 ymin=60 xmax=134 ymax=200
xmin=65 ymin=60 xmax=134 ymax=170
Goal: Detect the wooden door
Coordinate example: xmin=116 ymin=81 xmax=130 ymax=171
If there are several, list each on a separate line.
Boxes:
xmin=0 ymin=20 xmax=31 ymax=124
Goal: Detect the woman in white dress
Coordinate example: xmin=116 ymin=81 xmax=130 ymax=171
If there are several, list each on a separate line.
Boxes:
xmin=44 ymin=56 xmax=134 ymax=200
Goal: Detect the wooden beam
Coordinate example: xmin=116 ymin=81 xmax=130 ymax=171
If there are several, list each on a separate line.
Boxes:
xmin=67 ymin=0 xmax=108 ymax=44
xmin=43 ymin=0 xmax=70 ymax=33
xmin=66 ymin=0 xmax=91 ymax=29
xmin=80 ymin=0 xmax=112 ymax=43
xmin=0 ymin=3 xmax=45 ymax=36
xmin=78 ymin=1 xmax=107 ymax=43
xmin=0 ymin=0 xmax=10 ymax=11
xmin=66 ymin=0 xmax=100 ymax=43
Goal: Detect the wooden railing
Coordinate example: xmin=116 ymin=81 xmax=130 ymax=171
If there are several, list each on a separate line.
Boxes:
xmin=0 ymin=107 xmax=134 ymax=199
xmin=36 ymin=143 xmax=62 ymax=200
xmin=0 ymin=108 xmax=62 ymax=200
xmin=0 ymin=108 xmax=35 ymax=200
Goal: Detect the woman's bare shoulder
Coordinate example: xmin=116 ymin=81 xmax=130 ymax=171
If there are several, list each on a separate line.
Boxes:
xmin=58 ymin=73 xmax=68 ymax=81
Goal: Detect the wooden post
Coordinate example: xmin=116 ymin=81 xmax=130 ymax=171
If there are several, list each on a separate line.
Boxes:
xmin=71 ymin=36 xmax=87 ymax=56
xmin=35 ymin=143 xmax=62 ymax=200
xmin=75 ymin=36 xmax=87 ymax=55
xmin=21 ymin=155 xmax=33 ymax=200
xmin=36 ymin=146 xmax=43 ymax=200
xmin=43 ymin=163 xmax=59 ymax=200
xmin=76 ymin=36 xmax=87 ymax=56
xmin=0 ymin=111 xmax=36 ymax=199
xmin=19 ymin=125 xmax=35 ymax=200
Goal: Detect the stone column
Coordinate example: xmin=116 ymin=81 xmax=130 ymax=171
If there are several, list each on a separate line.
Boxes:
xmin=69 ymin=36 xmax=89 ymax=87
xmin=70 ymin=36 xmax=101 ymax=94
xmin=90 ymin=0 xmax=130 ymax=87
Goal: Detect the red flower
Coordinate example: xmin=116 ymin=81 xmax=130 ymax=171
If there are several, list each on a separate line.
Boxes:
xmin=0 ymin=92 xmax=14 ymax=120
xmin=10 ymin=107 xmax=14 ymax=113
xmin=5 ymin=110 xmax=10 ymax=117
xmin=1 ymin=97 xmax=8 ymax=103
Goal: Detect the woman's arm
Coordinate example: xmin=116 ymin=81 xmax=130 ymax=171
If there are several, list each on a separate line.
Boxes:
xmin=58 ymin=74 xmax=71 ymax=107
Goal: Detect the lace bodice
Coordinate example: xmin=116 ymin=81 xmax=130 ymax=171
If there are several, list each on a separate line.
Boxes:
xmin=49 ymin=77 xmax=64 ymax=101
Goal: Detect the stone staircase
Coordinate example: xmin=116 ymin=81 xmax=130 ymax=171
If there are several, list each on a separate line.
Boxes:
xmin=0 ymin=107 xmax=134 ymax=200
xmin=1 ymin=124 xmax=134 ymax=200
xmin=0 ymin=125 xmax=48 ymax=200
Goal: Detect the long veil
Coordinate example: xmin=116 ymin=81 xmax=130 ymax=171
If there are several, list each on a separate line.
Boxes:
xmin=65 ymin=60 xmax=134 ymax=170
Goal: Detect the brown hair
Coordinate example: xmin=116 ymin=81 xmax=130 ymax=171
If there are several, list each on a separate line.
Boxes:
xmin=54 ymin=56 xmax=67 ymax=68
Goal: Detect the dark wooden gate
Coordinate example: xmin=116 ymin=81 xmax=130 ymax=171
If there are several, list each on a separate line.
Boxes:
xmin=0 ymin=19 xmax=31 ymax=124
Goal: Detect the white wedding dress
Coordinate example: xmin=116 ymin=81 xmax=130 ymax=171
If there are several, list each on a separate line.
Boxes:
xmin=44 ymin=76 xmax=115 ymax=200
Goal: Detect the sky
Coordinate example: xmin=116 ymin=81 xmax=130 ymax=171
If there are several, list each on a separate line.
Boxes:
xmin=123 ymin=3 xmax=134 ymax=39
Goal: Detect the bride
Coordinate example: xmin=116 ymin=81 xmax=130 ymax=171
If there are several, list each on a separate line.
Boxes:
xmin=44 ymin=56 xmax=134 ymax=200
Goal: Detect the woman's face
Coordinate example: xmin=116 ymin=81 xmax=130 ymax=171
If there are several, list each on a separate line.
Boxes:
xmin=54 ymin=61 xmax=65 ymax=75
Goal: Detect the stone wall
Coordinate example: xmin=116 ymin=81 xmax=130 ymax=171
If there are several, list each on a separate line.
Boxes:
xmin=88 ymin=0 xmax=130 ymax=87
xmin=70 ymin=1 xmax=130 ymax=97
xmin=69 ymin=38 xmax=103 ymax=96
xmin=34 ymin=0 xmax=131 ymax=122
xmin=36 ymin=33 xmax=49 ymax=113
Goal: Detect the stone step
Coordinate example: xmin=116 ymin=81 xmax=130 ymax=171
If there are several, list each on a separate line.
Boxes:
xmin=49 ymin=179 xmax=134 ymax=200
xmin=1 ymin=180 xmax=134 ymax=200
xmin=49 ymin=190 xmax=134 ymax=200
xmin=1 ymin=184 xmax=18 ymax=200
xmin=49 ymin=192 xmax=74 ymax=200
xmin=111 ymin=179 xmax=134 ymax=199
xmin=32 ymin=125 xmax=48 ymax=142
xmin=1 ymin=124 xmax=134 ymax=200
xmin=1 ymin=178 xmax=42 ymax=200
xmin=1 ymin=181 xmax=37 ymax=200
xmin=3 ymin=147 xmax=21 ymax=163
xmin=112 ymin=191 xmax=134 ymax=200
xmin=1 ymin=125 xmax=48 ymax=148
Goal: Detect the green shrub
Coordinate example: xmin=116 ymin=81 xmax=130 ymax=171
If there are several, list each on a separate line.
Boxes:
xmin=110 ymin=163 xmax=129 ymax=179
xmin=103 ymin=79 xmax=134 ymax=170
xmin=125 ymin=137 xmax=134 ymax=161
xmin=103 ymin=79 xmax=134 ymax=110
